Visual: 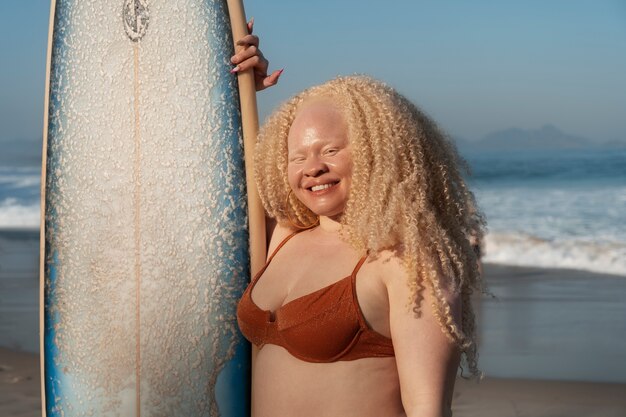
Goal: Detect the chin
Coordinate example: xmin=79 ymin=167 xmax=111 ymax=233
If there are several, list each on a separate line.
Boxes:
xmin=292 ymin=188 xmax=348 ymax=219
xmin=308 ymin=205 xmax=345 ymax=219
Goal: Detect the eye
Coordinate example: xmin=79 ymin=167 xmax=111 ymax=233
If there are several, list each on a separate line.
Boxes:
xmin=289 ymin=156 xmax=306 ymax=164
xmin=324 ymin=148 xmax=339 ymax=156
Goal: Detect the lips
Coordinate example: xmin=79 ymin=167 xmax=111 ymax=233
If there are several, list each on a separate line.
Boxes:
xmin=305 ymin=181 xmax=339 ymax=192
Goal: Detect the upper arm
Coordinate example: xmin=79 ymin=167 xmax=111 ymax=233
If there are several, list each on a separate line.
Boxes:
xmin=382 ymin=258 xmax=461 ymax=416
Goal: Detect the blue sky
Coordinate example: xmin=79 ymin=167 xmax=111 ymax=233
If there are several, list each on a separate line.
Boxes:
xmin=1 ymin=0 xmax=625 ymax=144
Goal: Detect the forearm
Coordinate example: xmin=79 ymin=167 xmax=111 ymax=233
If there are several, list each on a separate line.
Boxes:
xmin=406 ymin=406 xmax=452 ymax=417
xmin=403 ymin=392 xmax=453 ymax=417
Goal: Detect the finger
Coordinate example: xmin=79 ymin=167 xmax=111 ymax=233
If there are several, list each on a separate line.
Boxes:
xmin=252 ymin=54 xmax=269 ymax=74
xmin=231 ymin=55 xmax=263 ymax=74
xmin=260 ymin=68 xmax=284 ymax=90
xmin=247 ymin=17 xmax=254 ymax=34
xmin=231 ymin=45 xmax=261 ymax=64
xmin=236 ymin=34 xmax=259 ymax=48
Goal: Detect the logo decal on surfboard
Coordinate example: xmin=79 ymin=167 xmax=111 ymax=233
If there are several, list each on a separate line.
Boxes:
xmin=123 ymin=0 xmax=149 ymax=41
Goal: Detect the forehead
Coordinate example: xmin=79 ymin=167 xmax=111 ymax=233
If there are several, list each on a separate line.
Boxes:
xmin=287 ymin=99 xmax=348 ymax=151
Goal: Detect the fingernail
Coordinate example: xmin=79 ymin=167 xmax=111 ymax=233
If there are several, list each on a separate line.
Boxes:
xmin=277 ymin=68 xmax=285 ymax=77
xmin=249 ymin=17 xmax=254 ymax=26
xmin=230 ymin=65 xmax=240 ymax=74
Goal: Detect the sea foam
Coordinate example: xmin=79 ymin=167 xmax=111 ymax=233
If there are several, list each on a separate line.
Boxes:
xmin=0 ymin=198 xmax=40 ymax=229
xmin=483 ymin=231 xmax=626 ymax=277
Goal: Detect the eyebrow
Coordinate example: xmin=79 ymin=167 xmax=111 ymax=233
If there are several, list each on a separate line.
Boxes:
xmin=288 ymin=138 xmax=346 ymax=152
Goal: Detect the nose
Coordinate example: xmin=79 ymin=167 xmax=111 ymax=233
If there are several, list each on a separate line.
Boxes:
xmin=303 ymin=156 xmax=328 ymax=177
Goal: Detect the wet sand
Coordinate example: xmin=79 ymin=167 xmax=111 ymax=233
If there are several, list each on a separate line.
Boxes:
xmin=0 ymin=229 xmax=39 ymax=354
xmin=477 ymin=263 xmax=626 ymax=383
xmin=453 ymin=376 xmax=626 ymax=417
xmin=0 ymin=348 xmax=40 ymax=417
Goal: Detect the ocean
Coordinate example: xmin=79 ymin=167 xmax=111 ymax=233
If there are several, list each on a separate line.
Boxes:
xmin=465 ymin=147 xmax=626 ymax=276
xmin=1 ymin=148 xmax=625 ymax=383
xmin=0 ymin=166 xmax=40 ymax=228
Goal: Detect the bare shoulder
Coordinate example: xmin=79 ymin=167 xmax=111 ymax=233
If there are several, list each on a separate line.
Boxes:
xmin=372 ymin=249 xmax=461 ymax=324
xmin=266 ymin=222 xmax=297 ymax=257
xmin=366 ymin=249 xmax=412 ymax=301
xmin=367 ymin=249 xmax=407 ymax=285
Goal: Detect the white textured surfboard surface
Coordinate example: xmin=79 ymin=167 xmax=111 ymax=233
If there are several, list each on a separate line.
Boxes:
xmin=42 ymin=0 xmax=250 ymax=416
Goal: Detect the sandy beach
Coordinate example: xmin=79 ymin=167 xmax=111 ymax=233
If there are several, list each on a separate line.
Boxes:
xmin=1 ymin=229 xmax=625 ymax=415
xmin=453 ymin=376 xmax=626 ymax=417
xmin=0 ymin=348 xmax=40 ymax=417
xmin=475 ymin=263 xmax=626 ymax=383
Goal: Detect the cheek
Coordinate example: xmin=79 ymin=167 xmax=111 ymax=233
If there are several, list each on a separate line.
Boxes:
xmin=339 ymin=157 xmax=353 ymax=183
xmin=287 ymin=164 xmax=299 ymax=189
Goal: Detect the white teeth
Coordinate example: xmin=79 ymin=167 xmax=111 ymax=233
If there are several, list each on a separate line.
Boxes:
xmin=311 ymin=183 xmax=334 ymax=192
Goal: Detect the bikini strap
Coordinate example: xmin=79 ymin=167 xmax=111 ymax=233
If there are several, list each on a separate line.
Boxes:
xmin=250 ymin=230 xmax=300 ymax=283
xmin=350 ymin=254 xmax=368 ymax=281
xmin=350 ymin=254 xmax=369 ymax=328
xmin=266 ymin=230 xmax=300 ymax=264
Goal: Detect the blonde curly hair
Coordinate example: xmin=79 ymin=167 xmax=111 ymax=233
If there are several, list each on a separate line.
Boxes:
xmin=254 ymin=75 xmax=487 ymax=378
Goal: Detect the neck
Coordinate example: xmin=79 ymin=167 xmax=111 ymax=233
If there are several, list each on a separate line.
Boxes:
xmin=318 ymin=215 xmax=342 ymax=233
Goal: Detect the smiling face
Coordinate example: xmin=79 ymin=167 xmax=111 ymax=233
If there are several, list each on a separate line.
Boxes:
xmin=287 ymin=99 xmax=352 ymax=220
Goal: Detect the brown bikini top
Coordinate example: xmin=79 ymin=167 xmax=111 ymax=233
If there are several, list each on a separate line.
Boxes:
xmin=236 ymin=232 xmax=394 ymax=363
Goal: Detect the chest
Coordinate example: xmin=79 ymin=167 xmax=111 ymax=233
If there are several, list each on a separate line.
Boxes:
xmin=251 ymin=246 xmax=390 ymax=337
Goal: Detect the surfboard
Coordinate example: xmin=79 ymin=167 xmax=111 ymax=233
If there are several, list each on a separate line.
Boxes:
xmin=40 ymin=0 xmax=259 ymax=415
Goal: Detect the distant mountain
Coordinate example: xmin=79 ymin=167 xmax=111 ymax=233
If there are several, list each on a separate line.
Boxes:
xmin=0 ymin=138 xmax=42 ymax=167
xmin=453 ymin=125 xmax=625 ymax=153
xmin=479 ymin=124 xmax=591 ymax=150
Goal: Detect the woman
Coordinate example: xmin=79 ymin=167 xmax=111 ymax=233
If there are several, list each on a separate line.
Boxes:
xmin=232 ymin=27 xmax=485 ymax=417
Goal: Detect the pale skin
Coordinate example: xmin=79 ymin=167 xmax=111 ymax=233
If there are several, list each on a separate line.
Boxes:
xmin=234 ymin=29 xmax=462 ymax=417
xmin=230 ymin=19 xmax=283 ymax=91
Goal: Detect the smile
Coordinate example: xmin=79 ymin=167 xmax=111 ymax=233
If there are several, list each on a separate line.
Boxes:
xmin=307 ymin=181 xmax=339 ymax=192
